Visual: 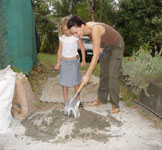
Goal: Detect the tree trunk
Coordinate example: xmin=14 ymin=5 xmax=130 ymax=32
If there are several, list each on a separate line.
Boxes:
xmin=90 ymin=0 xmax=95 ymax=21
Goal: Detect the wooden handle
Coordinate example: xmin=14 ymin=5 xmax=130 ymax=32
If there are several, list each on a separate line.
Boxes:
xmin=77 ymin=82 xmax=84 ymax=93
xmin=71 ymin=82 xmax=85 ymax=100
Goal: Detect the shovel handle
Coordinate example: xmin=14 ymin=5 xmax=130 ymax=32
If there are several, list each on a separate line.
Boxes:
xmin=77 ymin=82 xmax=84 ymax=93
xmin=72 ymin=82 xmax=84 ymax=101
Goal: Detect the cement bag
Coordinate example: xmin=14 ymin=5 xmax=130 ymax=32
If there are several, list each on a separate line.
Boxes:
xmin=0 ymin=65 xmax=16 ymax=131
xmin=12 ymin=73 xmax=35 ymax=120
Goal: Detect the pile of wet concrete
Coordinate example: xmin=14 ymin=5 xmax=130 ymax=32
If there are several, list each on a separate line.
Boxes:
xmin=22 ymin=108 xmax=122 ymax=143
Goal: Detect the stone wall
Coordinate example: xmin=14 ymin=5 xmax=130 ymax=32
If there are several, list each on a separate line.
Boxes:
xmin=122 ymin=76 xmax=162 ymax=117
xmin=138 ymin=81 xmax=162 ymax=116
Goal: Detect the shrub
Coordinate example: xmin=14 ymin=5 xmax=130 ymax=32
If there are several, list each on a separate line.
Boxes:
xmin=122 ymin=43 xmax=162 ymax=95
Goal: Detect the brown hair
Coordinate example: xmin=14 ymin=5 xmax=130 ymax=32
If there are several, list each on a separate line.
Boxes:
xmin=67 ymin=15 xmax=85 ymax=29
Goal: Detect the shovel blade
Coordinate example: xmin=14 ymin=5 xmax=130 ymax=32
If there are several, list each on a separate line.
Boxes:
xmin=68 ymin=100 xmax=80 ymax=118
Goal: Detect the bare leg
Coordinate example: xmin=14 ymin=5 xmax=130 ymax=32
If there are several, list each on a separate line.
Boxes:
xmin=62 ymin=86 xmax=68 ymax=103
xmin=74 ymin=84 xmax=80 ymax=100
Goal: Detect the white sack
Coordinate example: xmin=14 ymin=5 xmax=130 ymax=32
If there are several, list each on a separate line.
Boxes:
xmin=0 ymin=65 xmax=16 ymax=131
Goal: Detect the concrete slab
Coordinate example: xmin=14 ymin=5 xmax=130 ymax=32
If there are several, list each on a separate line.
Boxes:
xmin=0 ymin=102 xmax=162 ymax=150
xmin=40 ymin=73 xmax=99 ymax=103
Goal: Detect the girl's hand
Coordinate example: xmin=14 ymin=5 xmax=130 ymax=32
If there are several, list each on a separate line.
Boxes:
xmin=54 ymin=63 xmax=60 ymax=70
xmin=81 ymin=61 xmax=86 ymax=67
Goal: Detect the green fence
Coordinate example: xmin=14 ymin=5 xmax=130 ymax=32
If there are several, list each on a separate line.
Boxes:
xmin=0 ymin=0 xmax=37 ymax=73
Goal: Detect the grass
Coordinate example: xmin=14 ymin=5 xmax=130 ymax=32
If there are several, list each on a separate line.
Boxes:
xmin=28 ymin=53 xmax=58 ymax=109
xmin=157 ymin=122 xmax=162 ymax=129
xmin=120 ymin=85 xmax=136 ymax=107
xmin=38 ymin=53 xmax=57 ymax=64
xmin=38 ymin=53 xmax=100 ymax=76
xmin=139 ymin=109 xmax=162 ymax=129
xmin=80 ymin=62 xmax=100 ymax=76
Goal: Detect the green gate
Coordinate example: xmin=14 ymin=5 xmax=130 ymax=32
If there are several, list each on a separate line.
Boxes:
xmin=0 ymin=0 xmax=37 ymax=73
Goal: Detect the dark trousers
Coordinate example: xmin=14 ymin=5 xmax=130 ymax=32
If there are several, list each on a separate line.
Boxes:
xmin=98 ymin=37 xmax=124 ymax=108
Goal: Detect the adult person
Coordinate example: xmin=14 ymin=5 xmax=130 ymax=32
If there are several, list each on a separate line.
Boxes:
xmin=67 ymin=16 xmax=124 ymax=114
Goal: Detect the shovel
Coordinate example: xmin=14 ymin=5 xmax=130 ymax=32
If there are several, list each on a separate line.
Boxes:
xmin=64 ymin=82 xmax=84 ymax=118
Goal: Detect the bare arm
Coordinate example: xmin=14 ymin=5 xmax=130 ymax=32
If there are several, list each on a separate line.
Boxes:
xmin=82 ymin=25 xmax=105 ymax=84
xmin=78 ymin=39 xmax=86 ymax=66
xmin=54 ymin=41 xmax=62 ymax=70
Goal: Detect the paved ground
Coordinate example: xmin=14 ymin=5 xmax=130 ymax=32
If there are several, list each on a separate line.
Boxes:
xmin=0 ymin=73 xmax=162 ymax=150
xmin=0 ymin=101 xmax=162 ymax=150
xmin=40 ymin=74 xmax=99 ymax=103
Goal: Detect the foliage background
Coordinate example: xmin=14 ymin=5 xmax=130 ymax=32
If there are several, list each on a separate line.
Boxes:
xmin=116 ymin=0 xmax=162 ymax=56
xmin=32 ymin=0 xmax=162 ymax=55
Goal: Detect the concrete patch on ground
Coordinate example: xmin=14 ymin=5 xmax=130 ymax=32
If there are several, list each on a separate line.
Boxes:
xmin=0 ymin=70 xmax=162 ymax=150
xmin=40 ymin=71 xmax=99 ymax=103
xmin=0 ymin=102 xmax=162 ymax=150
xmin=22 ymin=107 xmax=120 ymax=143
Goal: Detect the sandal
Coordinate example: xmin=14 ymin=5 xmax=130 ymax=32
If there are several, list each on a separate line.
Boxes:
xmin=88 ymin=100 xmax=104 ymax=106
xmin=112 ymin=105 xmax=120 ymax=114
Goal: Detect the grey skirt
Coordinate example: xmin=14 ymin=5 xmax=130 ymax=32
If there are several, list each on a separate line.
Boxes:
xmin=59 ymin=58 xmax=81 ymax=87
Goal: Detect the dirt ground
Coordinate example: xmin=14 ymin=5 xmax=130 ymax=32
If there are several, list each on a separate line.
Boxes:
xmin=0 ymin=61 xmax=162 ymax=150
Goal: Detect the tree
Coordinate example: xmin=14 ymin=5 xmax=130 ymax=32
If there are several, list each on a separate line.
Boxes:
xmin=32 ymin=0 xmax=92 ymax=53
xmin=90 ymin=0 xmax=95 ymax=21
xmin=31 ymin=0 xmax=121 ymax=53
xmin=52 ymin=0 xmax=87 ymax=17
xmin=33 ymin=0 xmax=59 ymax=53
xmin=115 ymin=0 xmax=162 ymax=55
xmin=94 ymin=0 xmax=116 ymax=25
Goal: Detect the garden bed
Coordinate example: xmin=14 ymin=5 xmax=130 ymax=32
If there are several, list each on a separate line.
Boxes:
xmin=122 ymin=75 xmax=162 ymax=117
xmin=122 ymin=46 xmax=162 ymax=117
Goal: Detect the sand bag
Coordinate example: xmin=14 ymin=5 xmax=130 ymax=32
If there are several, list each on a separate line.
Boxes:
xmin=12 ymin=73 xmax=35 ymax=120
xmin=0 ymin=65 xmax=16 ymax=131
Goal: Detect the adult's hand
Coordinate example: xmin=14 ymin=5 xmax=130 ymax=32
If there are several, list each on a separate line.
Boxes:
xmin=81 ymin=74 xmax=90 ymax=85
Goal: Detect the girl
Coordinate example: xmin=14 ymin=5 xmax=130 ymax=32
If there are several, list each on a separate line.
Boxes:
xmin=55 ymin=16 xmax=86 ymax=104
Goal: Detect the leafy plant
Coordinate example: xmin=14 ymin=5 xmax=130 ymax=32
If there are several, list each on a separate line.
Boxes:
xmin=33 ymin=0 xmax=59 ymax=53
xmin=120 ymin=85 xmax=136 ymax=107
xmin=122 ymin=43 xmax=162 ymax=95
xmin=116 ymin=0 xmax=162 ymax=56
